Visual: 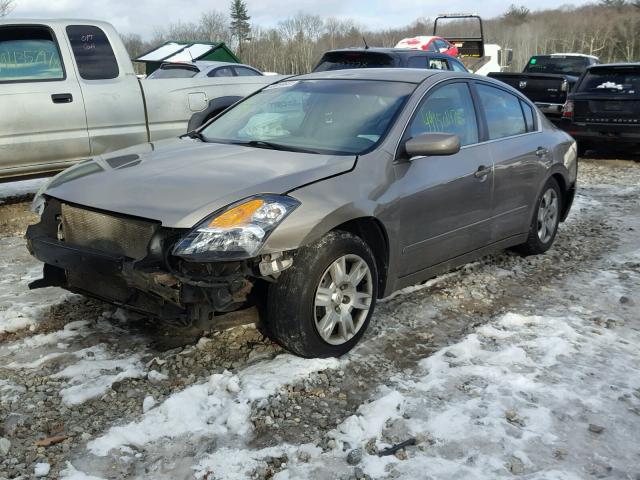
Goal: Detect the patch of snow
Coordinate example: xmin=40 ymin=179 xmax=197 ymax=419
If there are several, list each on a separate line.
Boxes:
xmin=60 ymin=463 xmax=107 ymax=480
xmin=0 ymin=177 xmax=47 ymax=201
xmin=88 ymin=354 xmax=339 ymax=456
xmin=51 ymin=345 xmax=146 ymax=406
xmin=34 ymin=462 xmax=50 ymax=477
xmin=142 ymin=395 xmax=156 ymax=413
xmin=0 ymin=379 xmax=27 ymax=403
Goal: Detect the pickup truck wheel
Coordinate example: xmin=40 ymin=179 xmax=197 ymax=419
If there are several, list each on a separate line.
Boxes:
xmin=512 ymin=177 xmax=562 ymax=256
xmin=265 ymin=231 xmax=378 ymax=358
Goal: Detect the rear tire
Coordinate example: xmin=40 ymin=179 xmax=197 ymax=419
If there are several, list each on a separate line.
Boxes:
xmin=264 ymin=231 xmax=378 ymax=358
xmin=512 ymin=177 xmax=562 ymax=256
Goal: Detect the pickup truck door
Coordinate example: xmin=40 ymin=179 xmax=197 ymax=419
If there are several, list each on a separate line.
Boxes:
xmin=0 ymin=23 xmax=90 ymax=178
xmin=62 ymin=24 xmax=147 ymax=157
xmin=473 ymin=82 xmax=548 ymax=241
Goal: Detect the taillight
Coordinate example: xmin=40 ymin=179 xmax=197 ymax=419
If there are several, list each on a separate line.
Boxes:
xmin=562 ymin=100 xmax=574 ymax=119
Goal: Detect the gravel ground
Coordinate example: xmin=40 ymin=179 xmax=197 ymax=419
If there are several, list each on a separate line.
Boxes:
xmin=0 ymin=158 xmax=638 ymax=479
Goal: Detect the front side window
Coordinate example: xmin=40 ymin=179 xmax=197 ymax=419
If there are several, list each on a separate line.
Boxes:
xmin=476 ymin=84 xmax=526 ymax=140
xmin=201 ymin=79 xmax=414 ymax=155
xmin=434 ymin=39 xmax=449 ymax=51
xmin=409 ymin=82 xmax=479 ymax=146
xmin=0 ymin=26 xmax=64 ymax=81
xmin=66 ymin=25 xmax=119 ymax=80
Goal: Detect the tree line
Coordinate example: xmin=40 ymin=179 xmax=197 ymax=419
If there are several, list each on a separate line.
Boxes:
xmin=87 ymin=0 xmax=640 ymax=73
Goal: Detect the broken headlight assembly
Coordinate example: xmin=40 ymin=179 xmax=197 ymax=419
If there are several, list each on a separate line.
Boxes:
xmin=172 ymin=195 xmax=300 ymax=261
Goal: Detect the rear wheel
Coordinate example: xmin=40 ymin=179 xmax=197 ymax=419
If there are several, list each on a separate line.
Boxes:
xmin=264 ymin=231 xmax=378 ymax=358
xmin=512 ymin=177 xmax=562 ymax=256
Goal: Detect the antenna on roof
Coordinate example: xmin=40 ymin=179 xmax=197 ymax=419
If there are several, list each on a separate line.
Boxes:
xmin=187 ymin=46 xmax=195 ymax=63
xmin=362 ymin=36 xmax=369 ymax=50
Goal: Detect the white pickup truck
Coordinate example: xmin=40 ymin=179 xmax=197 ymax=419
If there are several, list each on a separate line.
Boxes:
xmin=0 ymin=19 xmax=279 ymax=180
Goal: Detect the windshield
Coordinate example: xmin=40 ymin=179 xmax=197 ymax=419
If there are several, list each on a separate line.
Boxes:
xmin=524 ymin=56 xmax=590 ymax=77
xmin=314 ymin=52 xmax=394 ymax=72
xmin=578 ymin=68 xmax=640 ymax=95
xmin=201 ymin=79 xmax=414 ymax=155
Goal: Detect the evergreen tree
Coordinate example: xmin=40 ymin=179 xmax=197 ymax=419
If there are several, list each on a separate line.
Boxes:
xmin=230 ymin=0 xmax=251 ymax=54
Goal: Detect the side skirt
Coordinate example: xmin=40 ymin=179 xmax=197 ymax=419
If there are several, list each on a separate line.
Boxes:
xmin=387 ymin=233 xmax=528 ymax=295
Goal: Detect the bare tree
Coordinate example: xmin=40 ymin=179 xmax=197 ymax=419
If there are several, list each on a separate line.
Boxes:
xmin=0 ymin=0 xmax=15 ymax=17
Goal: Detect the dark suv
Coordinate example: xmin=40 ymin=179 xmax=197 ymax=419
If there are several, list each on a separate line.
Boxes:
xmin=561 ymin=63 xmax=640 ymax=155
xmin=313 ymin=48 xmax=467 ymax=73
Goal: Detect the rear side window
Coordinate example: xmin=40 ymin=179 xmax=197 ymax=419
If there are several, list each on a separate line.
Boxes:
xmin=476 ymin=84 xmax=527 ymax=140
xmin=434 ymin=39 xmax=449 ymax=51
xmin=209 ymin=66 xmax=235 ymax=77
xmin=66 ymin=25 xmax=119 ymax=80
xmin=451 ymin=60 xmax=467 ymax=72
xmin=0 ymin=26 xmax=64 ymax=81
xmin=521 ymin=100 xmax=536 ymax=131
xmin=409 ymin=82 xmax=479 ymax=146
xmin=234 ymin=66 xmax=261 ymax=76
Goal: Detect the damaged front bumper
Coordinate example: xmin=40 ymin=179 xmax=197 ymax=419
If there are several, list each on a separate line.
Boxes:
xmin=26 ymin=198 xmax=291 ymax=326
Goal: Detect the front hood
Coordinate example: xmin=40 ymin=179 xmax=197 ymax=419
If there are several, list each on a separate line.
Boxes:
xmin=44 ymin=138 xmax=356 ymax=228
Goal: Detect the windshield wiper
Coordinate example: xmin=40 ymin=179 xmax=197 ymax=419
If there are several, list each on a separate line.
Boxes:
xmin=181 ymin=130 xmax=206 ymax=142
xmin=232 ymin=140 xmax=319 ymax=154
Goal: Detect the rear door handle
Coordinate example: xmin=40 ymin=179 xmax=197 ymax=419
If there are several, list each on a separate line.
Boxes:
xmin=535 ymin=147 xmax=549 ymax=157
xmin=474 ymin=165 xmax=491 ymax=179
xmin=51 ymin=93 xmax=73 ymax=104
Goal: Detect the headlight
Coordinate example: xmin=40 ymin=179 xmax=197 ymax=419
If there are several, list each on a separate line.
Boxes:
xmin=172 ymin=195 xmax=300 ymax=261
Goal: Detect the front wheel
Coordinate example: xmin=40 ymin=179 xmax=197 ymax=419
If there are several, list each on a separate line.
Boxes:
xmin=512 ymin=177 xmax=562 ymax=256
xmin=264 ymin=231 xmax=378 ymax=358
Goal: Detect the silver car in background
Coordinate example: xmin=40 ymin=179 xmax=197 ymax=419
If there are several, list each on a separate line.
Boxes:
xmin=27 ymin=69 xmax=577 ymax=358
xmin=146 ymin=61 xmax=263 ymax=79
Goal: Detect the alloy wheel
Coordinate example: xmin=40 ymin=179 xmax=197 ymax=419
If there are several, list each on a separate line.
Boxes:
xmin=537 ymin=188 xmax=559 ymax=244
xmin=313 ymin=254 xmax=373 ymax=345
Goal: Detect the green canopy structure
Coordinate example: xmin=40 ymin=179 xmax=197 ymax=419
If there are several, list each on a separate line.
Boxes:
xmin=135 ymin=41 xmax=240 ymax=76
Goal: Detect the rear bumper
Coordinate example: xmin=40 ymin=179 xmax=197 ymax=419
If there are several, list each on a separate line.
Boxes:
xmin=561 ymin=122 xmax=640 ymax=144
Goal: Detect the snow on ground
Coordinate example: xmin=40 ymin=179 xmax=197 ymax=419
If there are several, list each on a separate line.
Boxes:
xmin=87 ymin=355 xmax=340 ymax=456
xmin=1 ymin=160 xmax=639 ymax=479
xmin=0 ymin=178 xmax=46 ymax=203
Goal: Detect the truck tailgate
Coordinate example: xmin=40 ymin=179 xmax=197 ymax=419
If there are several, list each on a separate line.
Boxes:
xmin=488 ymin=72 xmax=567 ymax=104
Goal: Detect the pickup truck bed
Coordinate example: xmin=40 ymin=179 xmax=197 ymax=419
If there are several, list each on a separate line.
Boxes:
xmin=489 ymin=54 xmax=599 ymax=121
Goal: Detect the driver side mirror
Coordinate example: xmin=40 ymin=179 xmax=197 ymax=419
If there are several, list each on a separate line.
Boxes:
xmin=404 ymin=132 xmax=461 ymax=158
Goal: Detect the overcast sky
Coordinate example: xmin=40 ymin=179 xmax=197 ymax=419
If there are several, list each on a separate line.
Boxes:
xmin=11 ymin=0 xmax=590 ymax=38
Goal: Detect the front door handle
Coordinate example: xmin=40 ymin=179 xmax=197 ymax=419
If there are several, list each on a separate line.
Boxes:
xmin=51 ymin=93 xmax=73 ymax=104
xmin=535 ymin=147 xmax=549 ymax=157
xmin=474 ymin=165 xmax=491 ymax=179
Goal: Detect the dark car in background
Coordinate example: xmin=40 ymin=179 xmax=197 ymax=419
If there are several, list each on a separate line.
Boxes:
xmin=489 ymin=54 xmax=599 ymax=121
xmin=561 ymin=63 xmax=640 ymax=155
xmin=313 ymin=48 xmax=467 ymax=73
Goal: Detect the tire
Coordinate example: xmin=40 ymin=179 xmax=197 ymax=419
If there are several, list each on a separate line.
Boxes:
xmin=512 ymin=177 xmax=562 ymax=256
xmin=264 ymin=231 xmax=378 ymax=358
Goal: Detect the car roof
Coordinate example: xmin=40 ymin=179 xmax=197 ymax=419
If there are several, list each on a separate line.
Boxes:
xmin=160 ymin=61 xmax=254 ymax=70
xmin=293 ymin=67 xmax=459 ymax=84
xmin=0 ymin=18 xmax=115 ymax=29
xmin=322 ymin=47 xmax=453 ymax=57
xmin=586 ymin=62 xmax=640 ymax=69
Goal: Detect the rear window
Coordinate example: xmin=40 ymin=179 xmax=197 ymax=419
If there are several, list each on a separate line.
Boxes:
xmin=66 ymin=25 xmax=119 ymax=80
xmin=578 ymin=67 xmax=640 ymax=96
xmin=148 ymin=64 xmax=199 ymax=79
xmin=313 ymin=52 xmax=394 ymax=72
xmin=0 ymin=26 xmax=64 ymax=81
xmin=524 ymin=56 xmax=590 ymax=77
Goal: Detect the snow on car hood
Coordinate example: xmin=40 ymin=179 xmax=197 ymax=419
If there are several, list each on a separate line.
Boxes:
xmin=43 ymin=138 xmax=356 ymax=228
